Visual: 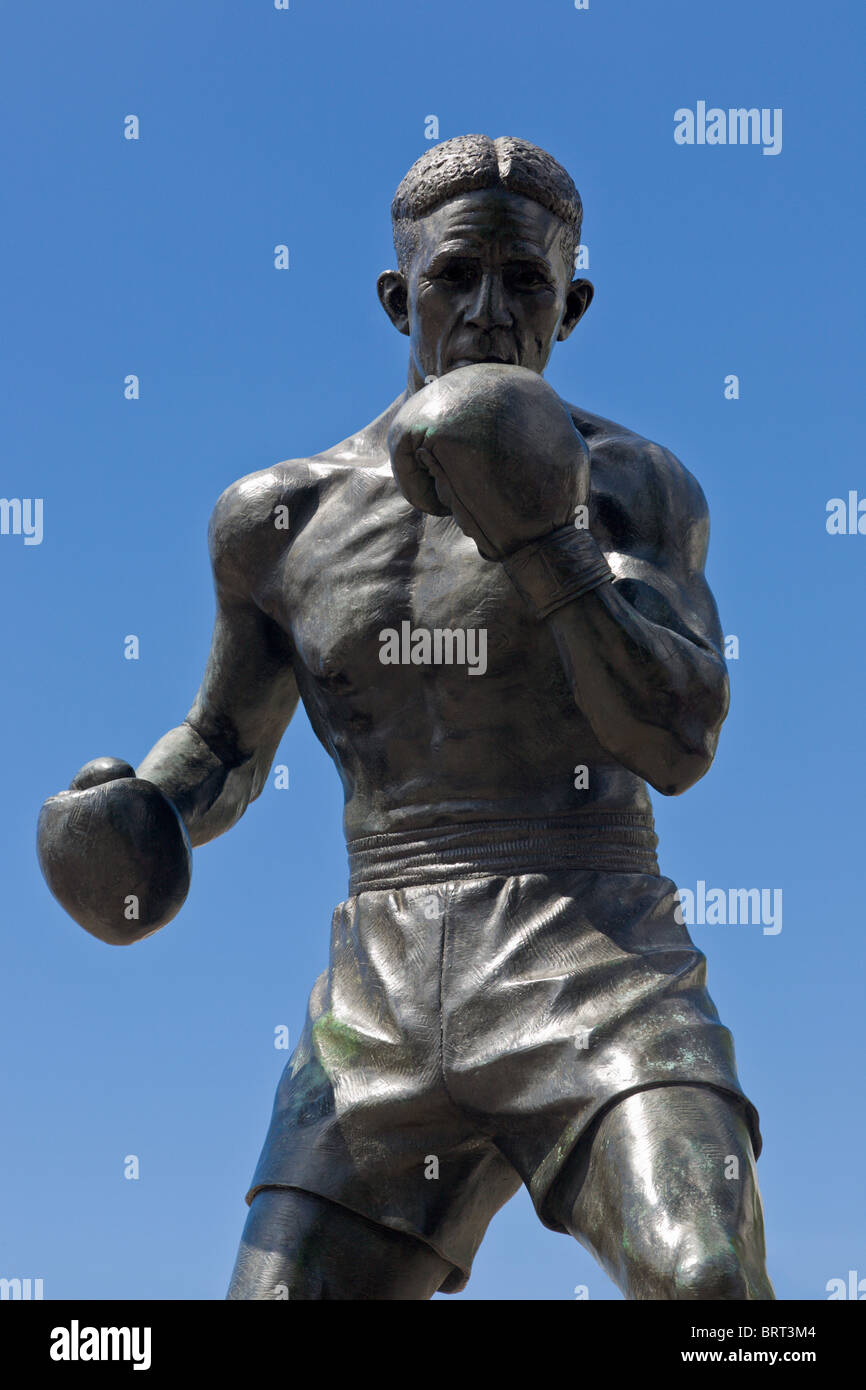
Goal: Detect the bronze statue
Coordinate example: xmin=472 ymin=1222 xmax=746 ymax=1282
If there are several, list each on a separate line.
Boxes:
xmin=38 ymin=135 xmax=774 ymax=1300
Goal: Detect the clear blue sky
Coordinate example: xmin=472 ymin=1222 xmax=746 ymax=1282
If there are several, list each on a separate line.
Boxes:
xmin=2 ymin=0 xmax=863 ymax=1300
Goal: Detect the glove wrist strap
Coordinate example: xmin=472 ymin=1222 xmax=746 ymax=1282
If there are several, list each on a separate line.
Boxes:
xmin=502 ymin=524 xmax=614 ymax=620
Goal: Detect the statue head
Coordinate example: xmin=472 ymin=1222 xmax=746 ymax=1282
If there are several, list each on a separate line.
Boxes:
xmin=378 ymin=135 xmax=594 ymax=390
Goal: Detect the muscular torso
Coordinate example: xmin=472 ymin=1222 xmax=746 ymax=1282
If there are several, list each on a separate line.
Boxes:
xmin=238 ymin=392 xmax=667 ymax=841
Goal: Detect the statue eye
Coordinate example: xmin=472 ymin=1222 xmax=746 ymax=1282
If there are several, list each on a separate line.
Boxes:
xmin=506 ymin=264 xmax=550 ymax=291
xmin=435 ymin=259 xmax=477 ymax=285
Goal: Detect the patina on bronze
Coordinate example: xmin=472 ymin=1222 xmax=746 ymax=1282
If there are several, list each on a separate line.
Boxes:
xmin=38 ymin=135 xmax=774 ymax=1300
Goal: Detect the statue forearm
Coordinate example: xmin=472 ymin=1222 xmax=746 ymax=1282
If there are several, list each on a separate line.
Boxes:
xmin=136 ymin=719 xmax=265 ymax=848
xmin=545 ymin=583 xmax=729 ymax=796
xmin=501 ymin=525 xmax=728 ymax=795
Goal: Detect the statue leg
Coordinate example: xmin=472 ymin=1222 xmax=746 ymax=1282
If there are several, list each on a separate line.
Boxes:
xmin=547 ymin=1084 xmax=775 ymax=1300
xmin=226 ymin=1187 xmax=454 ymax=1300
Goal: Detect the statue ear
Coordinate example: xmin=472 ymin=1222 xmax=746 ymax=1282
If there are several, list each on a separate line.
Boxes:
xmin=377 ymin=271 xmax=410 ymax=337
xmin=557 ymin=278 xmax=594 ymax=341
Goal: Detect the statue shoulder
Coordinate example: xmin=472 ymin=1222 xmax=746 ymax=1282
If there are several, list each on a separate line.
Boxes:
xmin=567 ymin=403 xmax=710 ymax=560
xmin=208 ymin=458 xmax=317 ymax=597
xmin=206 ymin=397 xmax=401 ymax=598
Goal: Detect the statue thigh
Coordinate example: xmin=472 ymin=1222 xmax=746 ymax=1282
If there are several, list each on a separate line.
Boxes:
xmin=226 ymin=1187 xmax=453 ymax=1300
xmin=548 ymin=1083 xmax=775 ymax=1300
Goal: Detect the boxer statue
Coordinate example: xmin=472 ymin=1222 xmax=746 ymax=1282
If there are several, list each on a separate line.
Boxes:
xmin=39 ymin=135 xmax=774 ymax=1300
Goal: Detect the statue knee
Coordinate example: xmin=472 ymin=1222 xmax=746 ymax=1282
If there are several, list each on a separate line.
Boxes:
xmin=672 ymin=1236 xmax=754 ymax=1301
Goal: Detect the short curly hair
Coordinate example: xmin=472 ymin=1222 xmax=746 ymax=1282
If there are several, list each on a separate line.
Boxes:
xmin=391 ymin=135 xmax=582 ymax=278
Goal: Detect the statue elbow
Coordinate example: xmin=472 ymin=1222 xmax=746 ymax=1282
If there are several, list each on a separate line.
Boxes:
xmin=649 ymin=727 xmax=720 ymax=797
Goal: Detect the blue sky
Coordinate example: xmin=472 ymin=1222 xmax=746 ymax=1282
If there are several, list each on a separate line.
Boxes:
xmin=1 ymin=0 xmax=864 ymax=1300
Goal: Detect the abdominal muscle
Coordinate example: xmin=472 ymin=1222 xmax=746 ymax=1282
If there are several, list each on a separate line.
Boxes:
xmin=325 ymin=705 xmax=654 ymax=840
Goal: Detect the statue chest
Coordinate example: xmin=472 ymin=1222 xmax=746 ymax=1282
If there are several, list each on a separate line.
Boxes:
xmin=280 ymin=473 xmax=545 ymax=698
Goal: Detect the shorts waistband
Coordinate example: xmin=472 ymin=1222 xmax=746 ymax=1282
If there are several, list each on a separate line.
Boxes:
xmin=346 ymin=812 xmax=659 ymax=893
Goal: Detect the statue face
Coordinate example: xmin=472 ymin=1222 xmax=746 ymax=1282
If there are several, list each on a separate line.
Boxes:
xmin=378 ymin=188 xmax=593 ymax=388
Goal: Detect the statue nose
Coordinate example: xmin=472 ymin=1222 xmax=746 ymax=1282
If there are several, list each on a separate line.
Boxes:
xmin=465 ymin=273 xmax=513 ymax=330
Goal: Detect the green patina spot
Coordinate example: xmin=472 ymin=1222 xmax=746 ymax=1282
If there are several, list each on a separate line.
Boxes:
xmin=312 ymin=1011 xmax=361 ymax=1072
